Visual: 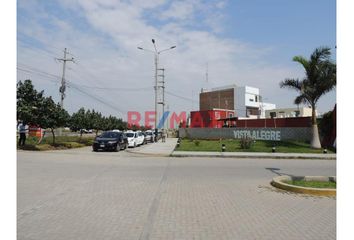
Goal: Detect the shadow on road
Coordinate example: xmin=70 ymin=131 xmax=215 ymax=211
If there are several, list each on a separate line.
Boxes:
xmin=265 ymin=167 xmax=294 ymax=177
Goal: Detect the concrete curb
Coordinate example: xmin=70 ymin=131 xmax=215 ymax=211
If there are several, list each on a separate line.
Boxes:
xmin=171 ymin=151 xmax=336 ymax=160
xmin=125 ymin=149 xmax=171 ymax=157
xmin=271 ymin=175 xmax=336 ymax=196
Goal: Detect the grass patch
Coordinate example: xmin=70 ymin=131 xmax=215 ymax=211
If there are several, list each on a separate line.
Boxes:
xmin=176 ymin=139 xmax=335 ymax=154
xmin=18 ymin=135 xmax=94 ymax=151
xmin=284 ymin=180 xmax=336 ymax=189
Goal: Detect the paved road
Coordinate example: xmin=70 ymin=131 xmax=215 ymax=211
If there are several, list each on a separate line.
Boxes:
xmin=18 ymin=147 xmax=336 ymax=240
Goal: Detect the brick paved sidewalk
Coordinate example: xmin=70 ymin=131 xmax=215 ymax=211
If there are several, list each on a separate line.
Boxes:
xmin=127 ymin=138 xmax=178 ymax=156
xmin=18 ymin=150 xmax=336 ymax=240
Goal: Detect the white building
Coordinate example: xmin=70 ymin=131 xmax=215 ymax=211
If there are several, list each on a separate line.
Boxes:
xmin=235 ymin=86 xmax=276 ymax=118
xmin=265 ymin=107 xmax=316 ymax=118
xmin=200 ymin=85 xmax=276 ymax=118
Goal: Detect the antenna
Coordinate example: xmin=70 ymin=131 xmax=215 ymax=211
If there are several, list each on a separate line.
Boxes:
xmin=206 ymin=62 xmax=209 ymax=84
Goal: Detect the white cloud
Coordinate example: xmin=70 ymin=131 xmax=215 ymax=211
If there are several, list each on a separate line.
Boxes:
xmin=160 ymin=0 xmax=197 ymax=20
xmin=17 ymin=0 xmax=336 ymax=120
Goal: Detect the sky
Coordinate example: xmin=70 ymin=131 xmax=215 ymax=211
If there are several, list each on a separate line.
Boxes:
xmin=6 ymin=2 xmax=354 ymax=238
xmin=17 ymin=0 xmax=336 ymax=121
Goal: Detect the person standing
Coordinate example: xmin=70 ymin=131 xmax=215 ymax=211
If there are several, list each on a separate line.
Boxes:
xmin=18 ymin=121 xmax=28 ymax=146
xmin=162 ymin=129 xmax=166 ymax=142
xmin=154 ymin=128 xmax=158 ymax=142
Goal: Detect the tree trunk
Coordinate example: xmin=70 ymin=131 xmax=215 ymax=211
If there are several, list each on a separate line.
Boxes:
xmin=310 ymin=105 xmax=321 ymax=149
xmin=37 ymin=130 xmax=45 ymax=144
xmin=51 ymin=129 xmax=56 ymax=145
xmin=95 ymin=129 xmax=99 ymax=136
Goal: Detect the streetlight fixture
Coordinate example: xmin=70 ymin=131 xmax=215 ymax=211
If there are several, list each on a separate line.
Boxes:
xmin=137 ymin=39 xmax=176 ymax=132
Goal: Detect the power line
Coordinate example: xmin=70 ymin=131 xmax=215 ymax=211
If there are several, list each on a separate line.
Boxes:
xmin=17 ymin=64 xmax=151 ymax=92
xmin=17 ymin=38 xmax=65 ymax=60
xmin=18 ymin=43 xmax=57 ymax=60
xmin=70 ymin=63 xmax=152 ymax=92
xmin=74 ymin=62 xmax=106 ymax=86
xmin=16 ymin=67 xmax=59 ymax=83
xmin=17 ymin=63 xmax=61 ymax=80
xmin=19 ymin=40 xmax=144 ymax=94
xmin=73 ymin=83 xmax=151 ymax=91
xmin=165 ymin=90 xmax=198 ymax=103
xmin=17 ymin=65 xmax=127 ymax=117
xmin=68 ymin=82 xmax=126 ymax=116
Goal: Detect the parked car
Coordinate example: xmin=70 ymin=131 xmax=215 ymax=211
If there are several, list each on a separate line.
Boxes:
xmin=126 ymin=131 xmax=138 ymax=148
xmin=141 ymin=132 xmax=148 ymax=144
xmin=80 ymin=129 xmax=93 ymax=134
xmin=92 ymin=131 xmax=128 ymax=152
xmin=136 ymin=131 xmax=145 ymax=146
xmin=144 ymin=130 xmax=154 ymax=143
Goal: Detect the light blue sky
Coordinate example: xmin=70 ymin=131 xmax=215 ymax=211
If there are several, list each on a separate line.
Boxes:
xmin=17 ymin=0 xmax=336 ymax=120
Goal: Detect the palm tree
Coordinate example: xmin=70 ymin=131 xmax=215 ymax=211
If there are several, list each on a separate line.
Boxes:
xmin=280 ymin=47 xmax=336 ymax=149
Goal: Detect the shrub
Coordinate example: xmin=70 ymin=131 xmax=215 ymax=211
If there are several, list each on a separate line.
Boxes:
xmin=19 ymin=144 xmax=40 ymax=151
xmin=35 ymin=144 xmax=55 ymax=151
xmin=61 ymin=142 xmax=85 ymax=148
xmin=240 ymin=137 xmax=253 ymax=149
xmin=318 ymin=109 xmax=335 ymax=139
xmin=77 ymin=138 xmax=94 ymax=146
xmin=194 ymin=140 xmax=200 ymax=146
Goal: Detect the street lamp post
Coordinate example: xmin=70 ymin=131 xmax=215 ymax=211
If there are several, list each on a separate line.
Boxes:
xmin=137 ymin=39 xmax=176 ymax=131
xmin=154 ymin=53 xmax=158 ymax=132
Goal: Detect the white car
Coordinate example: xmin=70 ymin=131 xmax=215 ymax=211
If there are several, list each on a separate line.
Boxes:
xmin=126 ymin=131 xmax=138 ymax=148
xmin=144 ymin=130 xmax=154 ymax=143
xmin=135 ymin=131 xmax=145 ymax=146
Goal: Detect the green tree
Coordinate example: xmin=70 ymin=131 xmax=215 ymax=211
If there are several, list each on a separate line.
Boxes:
xmin=37 ymin=97 xmax=70 ymax=144
xmin=101 ymin=116 xmax=109 ymax=131
xmin=104 ymin=115 xmax=116 ymax=131
xmin=17 ymin=79 xmax=45 ymax=124
xmin=70 ymin=108 xmax=128 ymax=135
xmin=280 ymin=47 xmax=336 ymax=148
xmin=85 ymin=109 xmax=93 ymax=130
xmin=69 ymin=107 xmax=87 ymax=139
xmin=90 ymin=110 xmax=103 ymax=136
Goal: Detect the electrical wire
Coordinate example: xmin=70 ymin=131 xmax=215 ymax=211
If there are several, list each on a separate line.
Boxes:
xmin=67 ymin=82 xmax=127 ymax=116
xmin=17 ymin=66 xmax=127 ymax=116
xmin=165 ymin=90 xmax=198 ymax=103
xmin=17 ymin=63 xmax=61 ymax=80
xmin=18 ymin=39 xmax=60 ymax=57
xmin=73 ymin=83 xmax=152 ymax=91
xmin=17 ymin=64 xmax=151 ymax=92
xmin=17 ymin=67 xmax=59 ymax=83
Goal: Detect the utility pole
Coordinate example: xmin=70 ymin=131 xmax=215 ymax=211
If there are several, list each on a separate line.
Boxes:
xmin=57 ymin=48 xmax=74 ymax=137
xmin=137 ymin=40 xmax=176 ymax=131
xmin=157 ymin=68 xmax=165 ymax=130
xmin=57 ymin=48 xmax=74 ymax=108
xmin=154 ymin=53 xmax=158 ymax=130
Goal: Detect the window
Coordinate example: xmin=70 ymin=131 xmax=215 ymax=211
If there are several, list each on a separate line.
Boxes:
xmin=255 ymin=96 xmax=258 ymax=102
xmin=126 ymin=133 xmax=134 ymax=138
xmin=249 ymin=98 xmax=254 ymax=102
xmin=270 ymin=112 xmax=276 ymax=118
